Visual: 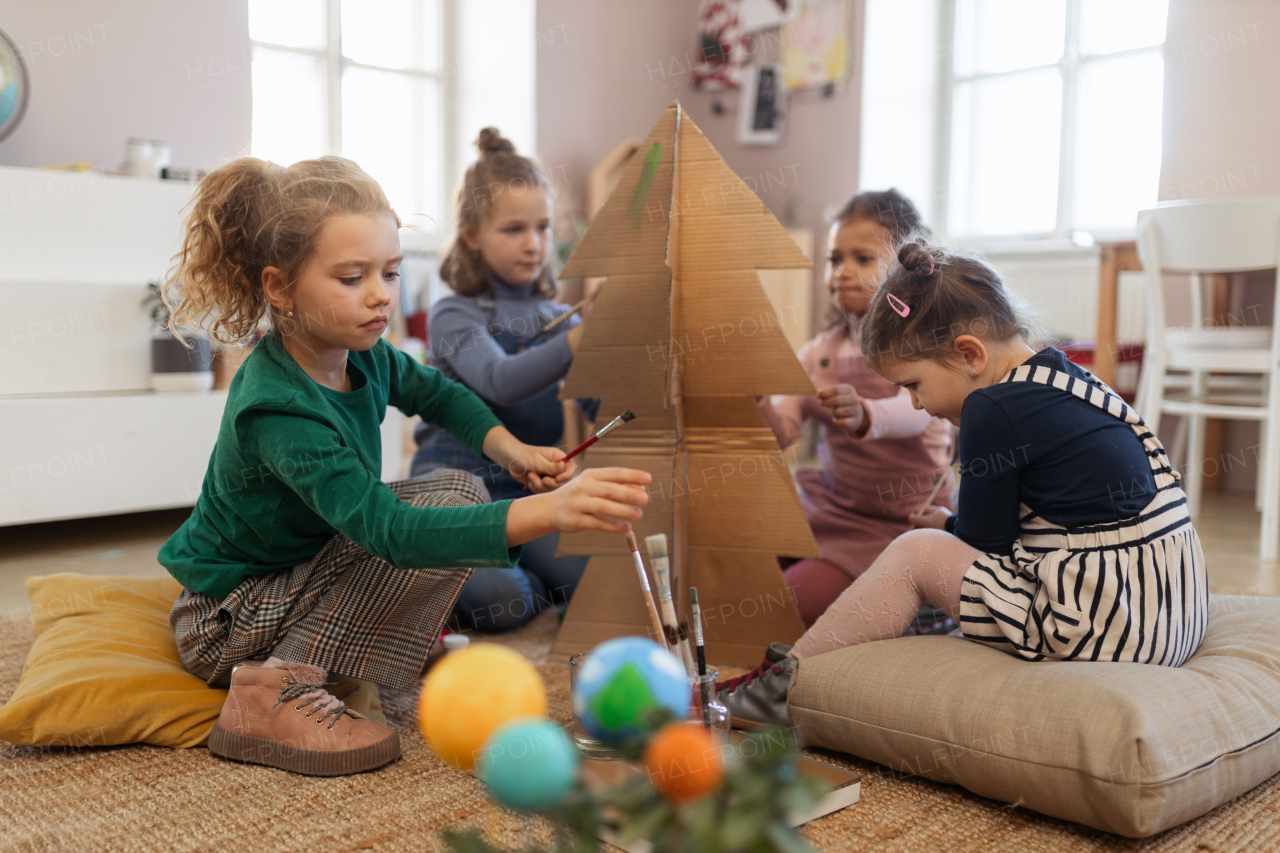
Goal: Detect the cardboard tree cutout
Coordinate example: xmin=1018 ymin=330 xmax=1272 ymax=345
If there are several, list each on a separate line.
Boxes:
xmin=551 ymin=102 xmax=821 ymax=666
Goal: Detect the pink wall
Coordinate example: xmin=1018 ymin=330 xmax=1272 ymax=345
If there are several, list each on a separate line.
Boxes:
xmin=1158 ymin=0 xmax=1280 ymax=496
xmin=1159 ymin=0 xmax=1280 ymax=201
xmin=536 ymin=0 xmax=866 ymax=327
xmin=0 ymin=0 xmax=251 ymax=173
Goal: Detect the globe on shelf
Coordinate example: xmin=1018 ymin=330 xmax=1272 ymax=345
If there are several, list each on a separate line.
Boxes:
xmin=0 ymin=28 xmax=29 ymax=142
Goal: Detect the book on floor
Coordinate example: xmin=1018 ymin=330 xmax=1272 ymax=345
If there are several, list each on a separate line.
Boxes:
xmin=577 ymin=734 xmax=861 ymax=853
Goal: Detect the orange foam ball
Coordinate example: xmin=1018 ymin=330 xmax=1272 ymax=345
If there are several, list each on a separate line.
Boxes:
xmin=418 ymin=643 xmax=547 ymax=771
xmin=643 ymin=722 xmax=724 ymax=803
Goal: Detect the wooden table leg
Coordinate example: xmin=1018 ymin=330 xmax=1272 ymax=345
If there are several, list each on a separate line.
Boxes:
xmin=1201 ymin=273 xmax=1234 ymax=493
xmin=1095 ymin=245 xmax=1120 ymax=387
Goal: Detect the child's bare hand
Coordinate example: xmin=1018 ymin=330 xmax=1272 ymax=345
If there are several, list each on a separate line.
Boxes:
xmin=508 ymin=444 xmax=575 ymax=494
xmin=817 ymin=384 xmax=867 ymax=434
xmin=908 ymin=505 xmax=952 ymax=530
xmin=549 ymin=467 xmax=651 ymax=534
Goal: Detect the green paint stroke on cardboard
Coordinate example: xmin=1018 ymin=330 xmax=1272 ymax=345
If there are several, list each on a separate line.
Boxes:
xmin=627 ymin=142 xmax=663 ymax=222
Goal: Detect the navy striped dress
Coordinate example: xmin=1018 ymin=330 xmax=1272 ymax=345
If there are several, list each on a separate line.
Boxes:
xmin=957 ymin=360 xmax=1209 ymax=667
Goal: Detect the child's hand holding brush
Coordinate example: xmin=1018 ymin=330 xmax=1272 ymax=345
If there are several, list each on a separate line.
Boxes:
xmin=907 ymin=463 xmax=957 ymax=530
xmin=482 ymin=427 xmax=576 ymax=494
xmin=504 ymin=468 xmax=651 ymax=546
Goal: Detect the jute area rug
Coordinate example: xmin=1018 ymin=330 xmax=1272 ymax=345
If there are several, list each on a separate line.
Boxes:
xmin=1 ymin=608 xmax=1277 ymax=853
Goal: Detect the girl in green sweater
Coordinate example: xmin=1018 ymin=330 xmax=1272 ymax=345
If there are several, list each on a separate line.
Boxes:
xmin=158 ymin=156 xmax=650 ymax=776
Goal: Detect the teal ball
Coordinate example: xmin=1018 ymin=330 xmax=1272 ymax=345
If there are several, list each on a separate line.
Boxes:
xmin=480 ymin=719 xmax=579 ymax=811
xmin=572 ymin=637 xmax=690 ymax=742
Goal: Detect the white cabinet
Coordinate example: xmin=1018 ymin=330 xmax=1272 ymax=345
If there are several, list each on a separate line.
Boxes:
xmin=0 ymin=167 xmax=403 ymax=527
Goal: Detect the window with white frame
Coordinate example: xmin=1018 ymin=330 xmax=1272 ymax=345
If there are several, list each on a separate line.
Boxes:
xmin=249 ymin=0 xmax=446 ymax=224
xmin=862 ymin=0 xmax=1168 ymax=241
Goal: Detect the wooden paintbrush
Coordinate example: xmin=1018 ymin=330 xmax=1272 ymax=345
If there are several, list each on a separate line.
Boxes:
xmin=626 ymin=530 xmax=669 ymax=650
xmin=918 ymin=462 xmax=958 ymax=514
xmin=528 ymin=299 xmax=588 ymax=343
xmin=644 ymin=534 xmax=697 ymax=678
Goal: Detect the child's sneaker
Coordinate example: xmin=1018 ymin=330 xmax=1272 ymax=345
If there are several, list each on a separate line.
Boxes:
xmin=208 ymin=661 xmax=400 ymax=776
xmin=715 ymin=643 xmax=797 ymax=730
xmin=905 ymin=604 xmax=958 ymax=636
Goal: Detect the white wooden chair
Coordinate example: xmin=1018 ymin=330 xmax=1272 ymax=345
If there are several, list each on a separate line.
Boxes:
xmin=1134 ymin=197 xmax=1280 ymax=561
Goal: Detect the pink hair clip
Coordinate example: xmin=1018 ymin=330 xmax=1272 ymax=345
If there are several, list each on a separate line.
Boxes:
xmin=886 ymin=292 xmax=911 ymax=318
xmin=926 ymin=256 xmax=935 ymax=276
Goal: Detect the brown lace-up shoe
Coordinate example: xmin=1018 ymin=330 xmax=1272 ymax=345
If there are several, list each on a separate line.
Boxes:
xmin=208 ymin=661 xmax=400 ymax=776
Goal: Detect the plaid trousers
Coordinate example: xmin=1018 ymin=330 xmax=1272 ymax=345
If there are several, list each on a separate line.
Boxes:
xmin=169 ymin=470 xmax=487 ymax=691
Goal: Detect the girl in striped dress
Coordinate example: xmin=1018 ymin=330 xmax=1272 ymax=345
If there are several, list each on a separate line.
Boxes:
xmin=718 ymin=240 xmax=1209 ymax=727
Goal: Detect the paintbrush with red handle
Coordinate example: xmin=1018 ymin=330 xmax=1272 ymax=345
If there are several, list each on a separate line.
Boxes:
xmin=562 ymin=409 xmax=636 ymax=463
xmin=521 ymin=409 xmax=636 ymax=490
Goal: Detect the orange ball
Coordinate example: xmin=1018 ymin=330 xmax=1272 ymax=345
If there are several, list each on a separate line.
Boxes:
xmin=418 ymin=643 xmax=547 ymax=771
xmin=643 ymin=722 xmax=724 ymax=803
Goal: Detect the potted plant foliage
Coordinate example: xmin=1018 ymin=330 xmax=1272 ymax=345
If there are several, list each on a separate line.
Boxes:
xmin=142 ymin=280 xmax=213 ymax=393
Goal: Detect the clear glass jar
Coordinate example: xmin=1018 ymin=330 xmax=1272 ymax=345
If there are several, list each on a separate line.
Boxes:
xmin=689 ymin=670 xmax=731 ymax=737
xmin=568 ymin=653 xmax=626 ymax=760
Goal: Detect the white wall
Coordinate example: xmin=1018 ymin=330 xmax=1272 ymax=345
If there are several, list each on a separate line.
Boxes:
xmin=0 ymin=0 xmax=251 ymax=173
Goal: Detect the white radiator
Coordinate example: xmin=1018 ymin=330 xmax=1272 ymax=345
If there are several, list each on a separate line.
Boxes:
xmin=981 ymin=246 xmax=1147 ymax=344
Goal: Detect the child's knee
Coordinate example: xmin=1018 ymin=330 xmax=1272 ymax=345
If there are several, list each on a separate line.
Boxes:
xmin=446 ymin=471 xmax=489 ymax=505
xmin=465 ymin=592 xmax=535 ymax=632
xmin=460 ymin=472 xmax=490 ymax=504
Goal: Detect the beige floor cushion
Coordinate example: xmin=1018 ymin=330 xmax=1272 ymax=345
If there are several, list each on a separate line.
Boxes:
xmin=788 ymin=594 xmax=1280 ymax=837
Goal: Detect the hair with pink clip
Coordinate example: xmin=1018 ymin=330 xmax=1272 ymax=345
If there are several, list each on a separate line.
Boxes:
xmin=860 ymin=239 xmax=1035 ymax=368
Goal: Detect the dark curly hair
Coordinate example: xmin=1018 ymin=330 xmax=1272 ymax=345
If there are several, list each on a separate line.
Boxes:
xmin=824 ymin=188 xmax=928 ymax=329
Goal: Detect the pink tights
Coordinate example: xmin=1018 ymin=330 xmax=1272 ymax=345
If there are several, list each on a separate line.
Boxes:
xmin=783 ymin=558 xmax=856 ymax=627
xmin=790 ymin=529 xmax=983 ymax=660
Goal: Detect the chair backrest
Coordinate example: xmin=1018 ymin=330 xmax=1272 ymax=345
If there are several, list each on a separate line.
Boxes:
xmin=1132 ymin=199 xmax=1280 ymax=423
xmin=1136 ymin=197 xmax=1280 ymax=273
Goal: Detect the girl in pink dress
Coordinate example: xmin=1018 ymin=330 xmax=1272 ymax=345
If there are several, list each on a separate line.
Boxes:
xmin=759 ymin=190 xmax=953 ymax=625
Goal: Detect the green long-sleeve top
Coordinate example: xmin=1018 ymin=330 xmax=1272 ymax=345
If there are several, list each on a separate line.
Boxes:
xmin=159 ymin=333 xmax=520 ymax=599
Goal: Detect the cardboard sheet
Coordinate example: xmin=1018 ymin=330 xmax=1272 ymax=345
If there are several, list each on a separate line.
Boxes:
xmin=684 ymin=549 xmax=808 ymax=663
xmin=552 ymin=102 xmax=821 ymax=665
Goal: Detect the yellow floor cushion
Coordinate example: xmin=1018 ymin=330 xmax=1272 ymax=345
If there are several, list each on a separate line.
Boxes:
xmin=788 ymin=594 xmax=1280 ymax=837
xmin=0 ymin=574 xmax=226 ymax=749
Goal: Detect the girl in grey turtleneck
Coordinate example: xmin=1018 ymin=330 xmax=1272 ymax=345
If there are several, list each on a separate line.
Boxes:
xmin=412 ymin=128 xmax=597 ymax=632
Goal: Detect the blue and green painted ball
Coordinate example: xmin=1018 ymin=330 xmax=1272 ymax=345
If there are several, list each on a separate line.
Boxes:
xmin=480 ymin=718 xmax=580 ymax=811
xmin=572 ymin=637 xmax=690 ymax=742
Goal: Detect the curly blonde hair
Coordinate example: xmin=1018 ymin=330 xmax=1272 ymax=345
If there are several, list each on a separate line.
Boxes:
xmin=164 ymin=156 xmax=398 ymax=344
xmin=440 ymin=127 xmax=556 ymax=300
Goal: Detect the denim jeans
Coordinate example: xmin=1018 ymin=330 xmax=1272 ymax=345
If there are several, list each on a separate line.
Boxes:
xmin=410 ymin=438 xmax=588 ymax=632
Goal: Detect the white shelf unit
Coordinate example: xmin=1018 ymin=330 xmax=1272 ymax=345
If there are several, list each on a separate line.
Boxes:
xmin=0 ymin=166 xmax=403 ymax=527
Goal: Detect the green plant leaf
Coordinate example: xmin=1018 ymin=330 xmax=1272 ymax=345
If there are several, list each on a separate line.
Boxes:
xmin=617 ymin=799 xmax=672 ymax=845
xmin=720 ymin=803 xmax=769 ymax=849
xmin=441 ymin=830 xmax=507 ymax=853
xmin=764 ymin=823 xmax=816 ymax=853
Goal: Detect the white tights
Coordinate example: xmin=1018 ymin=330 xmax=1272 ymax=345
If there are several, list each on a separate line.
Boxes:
xmin=791 ymin=529 xmax=983 ymax=660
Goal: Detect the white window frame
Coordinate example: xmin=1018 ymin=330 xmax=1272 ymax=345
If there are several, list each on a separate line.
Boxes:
xmin=249 ymin=0 xmax=459 ymax=222
xmin=934 ymin=0 xmax=1166 ymax=244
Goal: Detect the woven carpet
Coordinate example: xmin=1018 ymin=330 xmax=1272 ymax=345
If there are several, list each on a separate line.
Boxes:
xmin=2 ymin=609 xmax=1277 ymax=853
